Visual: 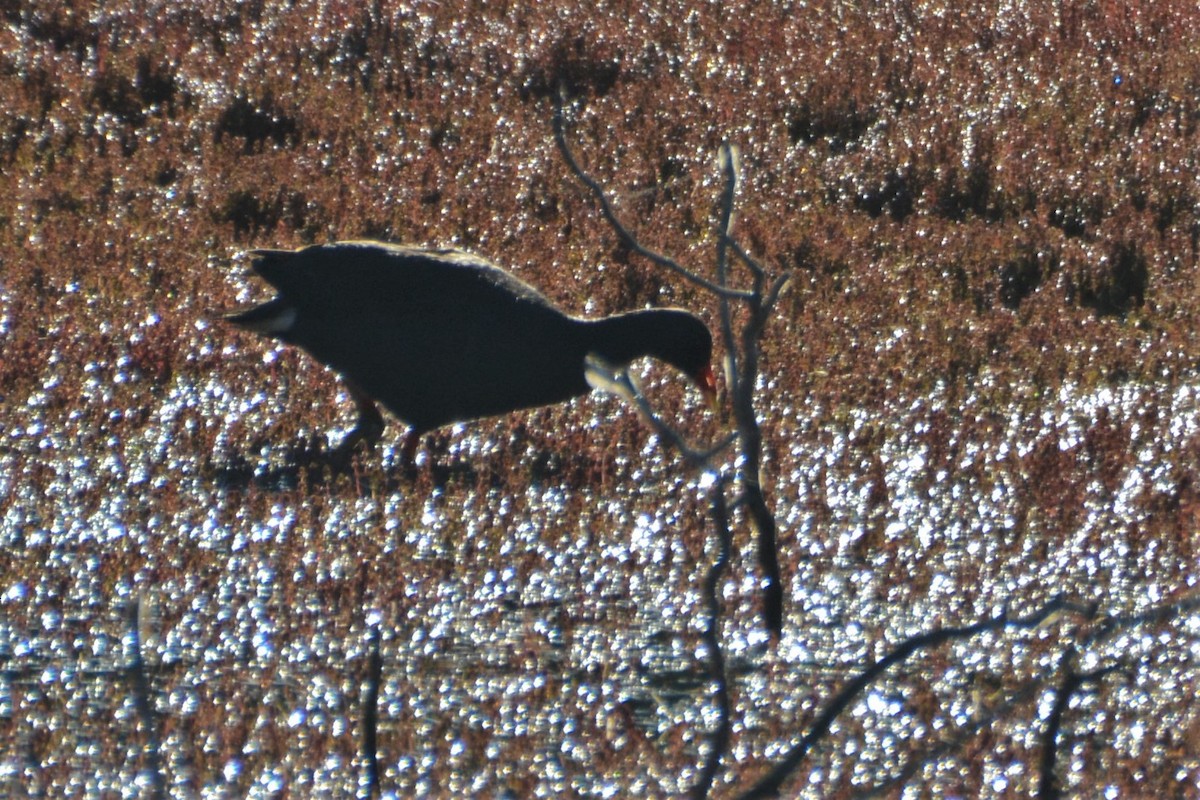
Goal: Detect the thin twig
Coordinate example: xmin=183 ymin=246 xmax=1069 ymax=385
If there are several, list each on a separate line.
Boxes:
xmin=852 ymin=674 xmax=1047 ymax=799
xmin=362 ymin=622 xmax=383 ymax=798
xmin=726 ymin=236 xmax=768 ymax=280
xmin=732 ymin=312 xmax=783 ymax=638
xmin=1082 ymin=586 xmax=1200 ymax=647
xmin=762 ymin=272 xmax=792 ymax=319
xmin=719 ymin=147 xmax=783 ymax=638
xmin=738 ymin=596 xmax=1085 ymax=799
xmin=1037 ymin=652 xmax=1121 ymax=800
xmin=557 ymin=99 xmax=785 ymax=638
xmin=692 ymin=476 xmax=735 ymax=799
xmin=125 ymin=595 xmax=166 ymax=800
xmin=552 ymin=97 xmax=753 ymax=301
xmin=582 ymin=351 xmax=736 ymax=796
xmin=715 ymin=144 xmax=742 ymax=399
xmin=583 ymin=354 xmax=735 ymax=466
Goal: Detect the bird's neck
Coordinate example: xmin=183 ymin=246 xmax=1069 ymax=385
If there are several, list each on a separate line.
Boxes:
xmin=582 ymin=309 xmax=674 ymax=366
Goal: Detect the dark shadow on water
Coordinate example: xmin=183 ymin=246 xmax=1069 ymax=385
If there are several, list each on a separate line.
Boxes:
xmin=207 ymin=437 xmax=497 ymax=495
xmin=207 ymin=438 xmax=413 ymax=494
xmin=207 ymin=425 xmax=619 ymax=497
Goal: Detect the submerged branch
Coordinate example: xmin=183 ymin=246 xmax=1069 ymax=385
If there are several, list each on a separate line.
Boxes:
xmin=362 ymin=622 xmax=383 ymax=799
xmin=740 ymin=596 xmax=1085 ymax=799
xmin=1038 ymin=651 xmax=1121 ymax=800
xmin=693 ymin=476 xmax=735 ymax=799
xmin=125 ymin=595 xmax=166 ymax=800
xmin=558 ymin=99 xmax=786 ymax=640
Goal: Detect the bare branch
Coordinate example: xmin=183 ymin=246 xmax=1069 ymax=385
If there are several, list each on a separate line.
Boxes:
xmin=738 ymin=596 xmax=1087 ymax=799
xmin=762 ymin=272 xmax=793 ymax=319
xmin=726 ymin=236 xmax=768 ymax=281
xmin=731 ymin=309 xmax=783 ymax=638
xmin=692 ymin=475 xmax=735 ymax=800
xmin=1038 ymin=652 xmax=1122 ymax=800
xmin=853 ymin=672 xmax=1050 ymax=800
xmin=715 ymin=144 xmax=742 ymax=399
xmin=583 ymin=354 xmax=735 ymax=466
xmin=710 ymin=145 xmax=785 ymax=639
xmin=1083 ymin=586 xmax=1200 ymax=647
xmin=552 ymin=98 xmax=754 ymax=301
xmin=125 ymin=595 xmax=166 ymax=800
xmin=556 ymin=97 xmax=785 ymax=637
xmin=362 ymin=622 xmax=383 ymax=799
xmin=581 ymin=349 xmax=739 ymax=798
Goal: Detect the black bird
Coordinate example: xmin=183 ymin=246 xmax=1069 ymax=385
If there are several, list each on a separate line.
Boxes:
xmin=227 ymin=241 xmax=717 ymax=464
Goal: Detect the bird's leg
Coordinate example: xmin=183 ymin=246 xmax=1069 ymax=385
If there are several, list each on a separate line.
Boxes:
xmin=332 ymin=381 xmax=385 ymax=458
xmin=400 ymin=429 xmax=422 ymax=471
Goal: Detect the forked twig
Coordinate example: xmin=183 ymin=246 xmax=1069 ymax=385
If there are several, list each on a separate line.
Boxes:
xmin=584 ymin=354 xmax=735 ymax=466
xmin=552 ymin=98 xmax=753 ymax=301
xmin=557 ymin=93 xmax=787 ymax=794
xmin=738 ymin=596 xmax=1087 ymax=799
xmin=1037 ymin=650 xmax=1122 ymax=800
xmin=557 ymin=97 xmax=786 ymax=639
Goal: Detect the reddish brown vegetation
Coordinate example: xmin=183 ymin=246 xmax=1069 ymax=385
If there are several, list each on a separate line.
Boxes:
xmin=3 ymin=1 xmax=1200 ymax=797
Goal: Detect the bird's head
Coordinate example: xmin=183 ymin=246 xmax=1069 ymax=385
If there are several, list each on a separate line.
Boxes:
xmin=633 ymin=309 xmax=717 ymax=409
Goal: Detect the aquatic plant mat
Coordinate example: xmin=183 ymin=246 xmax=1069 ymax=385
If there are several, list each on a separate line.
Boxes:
xmin=3 ymin=3 xmax=1199 ymax=797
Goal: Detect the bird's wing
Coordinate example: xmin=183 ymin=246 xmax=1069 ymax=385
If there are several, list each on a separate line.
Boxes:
xmin=249 ymin=242 xmax=561 ymax=323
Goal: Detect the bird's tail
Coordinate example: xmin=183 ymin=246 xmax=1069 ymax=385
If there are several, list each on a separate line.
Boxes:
xmin=224 ymin=296 xmax=296 ymax=334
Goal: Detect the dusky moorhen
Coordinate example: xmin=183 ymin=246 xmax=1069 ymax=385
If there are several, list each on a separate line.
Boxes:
xmin=227 ymin=241 xmax=716 ymax=464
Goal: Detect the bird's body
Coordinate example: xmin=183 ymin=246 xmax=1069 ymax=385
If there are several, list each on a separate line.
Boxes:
xmin=227 ymin=241 xmax=715 ymax=463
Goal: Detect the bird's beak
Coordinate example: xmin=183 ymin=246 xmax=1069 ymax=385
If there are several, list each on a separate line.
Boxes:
xmin=695 ymin=364 xmax=719 ymax=413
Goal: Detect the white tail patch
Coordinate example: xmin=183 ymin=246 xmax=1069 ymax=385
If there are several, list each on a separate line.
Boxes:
xmin=230 ymin=304 xmax=297 ymax=334
xmin=256 ymin=305 xmax=297 ymax=333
